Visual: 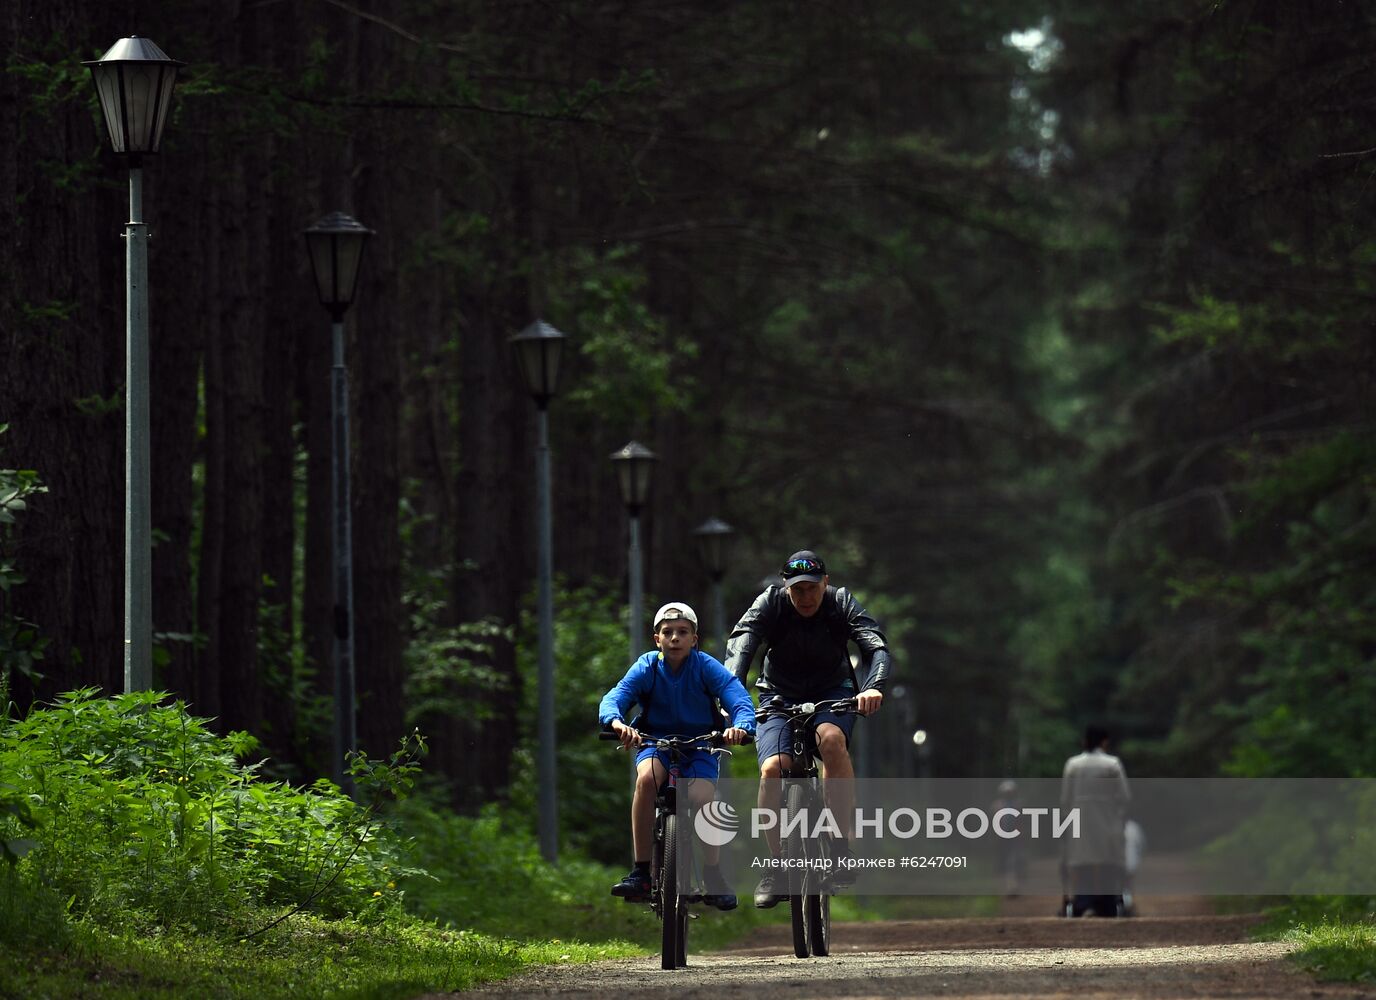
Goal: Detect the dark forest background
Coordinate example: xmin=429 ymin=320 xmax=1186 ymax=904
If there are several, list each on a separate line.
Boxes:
xmin=3 ymin=0 xmax=1374 ymax=835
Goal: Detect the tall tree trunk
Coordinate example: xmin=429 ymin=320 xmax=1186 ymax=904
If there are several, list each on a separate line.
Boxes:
xmin=150 ymin=82 xmax=210 ymax=705
xmin=1 ymin=2 xmax=123 ymax=706
xmin=350 ymin=76 xmax=405 ymax=761
xmin=441 ymin=150 xmax=533 ymax=806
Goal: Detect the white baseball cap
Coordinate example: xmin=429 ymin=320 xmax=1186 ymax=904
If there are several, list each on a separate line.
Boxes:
xmin=653 ymin=602 xmax=699 ymax=631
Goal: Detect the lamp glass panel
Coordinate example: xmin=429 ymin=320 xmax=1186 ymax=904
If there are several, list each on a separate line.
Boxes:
xmin=615 ymin=462 xmax=635 ymax=504
xmin=93 ymin=68 xmax=122 ymax=151
xmin=149 ymin=66 xmax=178 ymax=151
xmin=698 ymin=532 xmax=724 ymax=574
xmin=333 ymin=235 xmax=366 ymax=306
xmin=306 ymin=234 xmax=337 ymax=305
xmin=125 ymin=65 xmax=156 ymax=149
xmin=624 ymin=459 xmax=653 ymax=506
xmin=537 ymin=335 xmax=563 ymax=398
xmin=514 ymin=334 xmax=561 ymax=399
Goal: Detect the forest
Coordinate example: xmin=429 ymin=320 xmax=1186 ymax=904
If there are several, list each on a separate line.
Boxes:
xmin=3 ymin=0 xmax=1374 ymax=852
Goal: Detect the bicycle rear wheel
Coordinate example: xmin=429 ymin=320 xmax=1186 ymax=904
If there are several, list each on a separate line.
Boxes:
xmin=660 ymin=812 xmax=680 ymax=969
xmin=785 ymin=781 xmax=811 ymax=958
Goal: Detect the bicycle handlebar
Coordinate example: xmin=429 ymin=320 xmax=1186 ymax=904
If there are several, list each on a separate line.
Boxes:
xmin=754 ymin=696 xmax=858 ymax=723
xmin=598 ymin=728 xmax=755 ymax=748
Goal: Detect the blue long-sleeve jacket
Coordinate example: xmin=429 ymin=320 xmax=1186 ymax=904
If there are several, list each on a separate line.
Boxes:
xmin=599 ymin=648 xmax=757 ymax=737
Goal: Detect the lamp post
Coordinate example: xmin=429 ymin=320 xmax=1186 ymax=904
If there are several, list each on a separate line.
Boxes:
xmin=692 ymin=517 xmax=734 ymax=654
xmin=84 ymin=36 xmax=184 ymax=693
xmin=510 ymin=319 xmax=567 ymax=864
xmin=304 ymin=211 xmax=374 ymax=792
xmin=610 ymin=442 xmax=657 ymax=664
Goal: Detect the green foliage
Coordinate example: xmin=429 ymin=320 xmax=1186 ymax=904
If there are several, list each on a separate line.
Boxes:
xmin=552 ymin=245 xmax=698 ymax=430
xmin=401 ymin=568 xmax=512 ymax=727
xmin=255 ymin=577 xmax=329 ymax=780
xmin=391 ymin=790 xmax=793 ymax=953
xmin=0 ymin=432 xmax=49 ymax=684
xmin=0 ymin=689 xmax=424 ymax=935
xmin=508 ymin=583 xmax=635 ymax=863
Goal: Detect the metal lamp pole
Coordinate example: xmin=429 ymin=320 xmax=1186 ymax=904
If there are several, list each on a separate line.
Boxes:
xmin=611 ymin=442 xmax=657 ymax=664
xmin=84 ymin=36 xmax=184 ymax=693
xmin=304 ymin=211 xmax=374 ymax=792
xmin=510 ymin=320 xmax=568 ymax=863
xmin=692 ymin=517 xmax=734 ymax=654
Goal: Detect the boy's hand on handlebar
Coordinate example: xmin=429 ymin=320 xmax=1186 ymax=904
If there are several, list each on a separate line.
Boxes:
xmin=721 ymin=726 xmax=749 ymax=746
xmin=611 ymin=719 xmax=642 ymax=748
xmin=856 ymin=688 xmax=884 ymax=716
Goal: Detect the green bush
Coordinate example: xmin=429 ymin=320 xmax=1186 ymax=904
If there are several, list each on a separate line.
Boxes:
xmin=0 ymin=688 xmax=423 ymax=936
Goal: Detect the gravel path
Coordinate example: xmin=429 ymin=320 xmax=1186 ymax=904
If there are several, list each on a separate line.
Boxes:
xmin=430 ymin=908 xmax=1376 ymax=1000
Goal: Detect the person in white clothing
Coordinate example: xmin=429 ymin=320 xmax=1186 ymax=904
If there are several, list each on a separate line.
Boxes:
xmin=1059 ymin=724 xmax=1130 ymax=917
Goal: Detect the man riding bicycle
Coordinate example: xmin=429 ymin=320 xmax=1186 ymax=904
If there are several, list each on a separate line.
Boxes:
xmin=724 ymin=550 xmax=892 ymax=908
xmin=599 ymin=602 xmax=756 ymax=910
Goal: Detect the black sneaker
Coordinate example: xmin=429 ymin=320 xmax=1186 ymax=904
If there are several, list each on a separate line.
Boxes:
xmin=831 ymin=841 xmax=857 ymax=888
xmin=610 ymin=869 xmax=651 ymax=902
xmin=753 ymin=873 xmax=783 ymax=909
xmin=703 ymin=867 xmax=737 ymax=911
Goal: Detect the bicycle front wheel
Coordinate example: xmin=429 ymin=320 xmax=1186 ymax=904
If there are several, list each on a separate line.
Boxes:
xmin=785 ymin=781 xmax=811 ymax=958
xmin=807 ymin=832 xmax=832 ymax=956
xmin=660 ymin=812 xmax=681 ymax=970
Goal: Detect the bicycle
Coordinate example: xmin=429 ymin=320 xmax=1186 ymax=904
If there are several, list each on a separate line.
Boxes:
xmin=600 ymin=729 xmax=739 ymax=969
xmin=754 ymin=695 xmax=857 ymax=959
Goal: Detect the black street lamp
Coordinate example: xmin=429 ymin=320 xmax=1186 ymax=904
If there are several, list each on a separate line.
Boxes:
xmin=84 ymin=36 xmax=184 ymax=693
xmin=610 ymin=441 xmax=657 ymax=664
xmin=692 ymin=517 xmax=734 ymax=653
xmin=510 ymin=319 xmax=567 ymax=863
xmin=304 ymin=211 xmax=374 ymax=793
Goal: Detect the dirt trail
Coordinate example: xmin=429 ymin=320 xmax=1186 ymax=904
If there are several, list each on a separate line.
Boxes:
xmin=434 ymin=899 xmax=1373 ymax=999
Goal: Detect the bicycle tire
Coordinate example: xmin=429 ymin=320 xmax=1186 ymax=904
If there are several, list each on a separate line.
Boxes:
xmin=807 ymin=832 xmax=831 ymax=956
xmin=785 ymin=781 xmax=811 ymax=958
xmin=660 ymin=812 xmax=680 ymax=969
xmin=675 ymin=887 xmax=689 ymax=967
xmin=675 ymin=807 xmax=690 ymax=968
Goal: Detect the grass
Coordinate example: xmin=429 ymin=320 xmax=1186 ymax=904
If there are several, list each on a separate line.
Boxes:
xmin=1246 ymin=896 xmax=1376 ymax=984
xmin=1284 ymin=922 xmax=1376 ymax=983
xmin=0 ymin=907 xmax=640 ymax=999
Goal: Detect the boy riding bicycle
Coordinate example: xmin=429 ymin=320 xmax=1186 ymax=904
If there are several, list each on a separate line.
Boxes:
xmin=599 ymin=602 xmax=756 ymax=910
xmin=724 ymin=550 xmax=892 ymax=907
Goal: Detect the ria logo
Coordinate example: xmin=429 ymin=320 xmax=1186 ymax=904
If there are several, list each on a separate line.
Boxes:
xmin=693 ymin=800 xmax=739 ymax=846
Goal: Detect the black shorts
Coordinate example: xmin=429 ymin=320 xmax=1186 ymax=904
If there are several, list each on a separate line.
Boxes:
xmin=754 ymin=685 xmax=857 ymax=765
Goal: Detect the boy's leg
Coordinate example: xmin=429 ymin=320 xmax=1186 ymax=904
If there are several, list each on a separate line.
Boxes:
xmin=631 ymin=756 xmax=668 ymax=860
xmin=612 ymin=755 xmax=666 ymax=899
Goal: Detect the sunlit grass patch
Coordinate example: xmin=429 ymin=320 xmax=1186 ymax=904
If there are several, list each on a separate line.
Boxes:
xmin=1284 ymin=921 xmax=1376 ymax=983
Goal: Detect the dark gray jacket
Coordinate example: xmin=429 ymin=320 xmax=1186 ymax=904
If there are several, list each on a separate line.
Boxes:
xmin=724 ymin=585 xmax=891 ymax=700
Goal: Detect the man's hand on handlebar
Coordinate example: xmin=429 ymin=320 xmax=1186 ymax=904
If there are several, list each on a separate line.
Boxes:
xmin=720 ymin=726 xmax=749 ymax=746
xmin=611 ymin=719 xmax=642 ymax=749
xmin=856 ymin=688 xmax=884 ymax=716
